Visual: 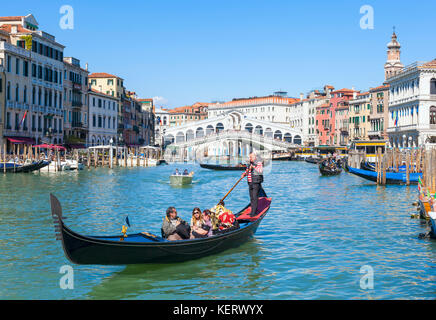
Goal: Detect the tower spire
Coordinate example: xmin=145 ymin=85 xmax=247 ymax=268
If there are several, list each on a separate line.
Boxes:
xmin=384 ymin=29 xmax=403 ymax=80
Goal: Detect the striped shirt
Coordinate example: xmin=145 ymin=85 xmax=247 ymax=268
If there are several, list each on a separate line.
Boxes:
xmin=247 ymin=161 xmax=263 ymax=183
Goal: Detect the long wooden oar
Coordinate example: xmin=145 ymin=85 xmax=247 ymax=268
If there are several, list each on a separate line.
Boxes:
xmin=217 ymin=166 xmax=251 ymax=205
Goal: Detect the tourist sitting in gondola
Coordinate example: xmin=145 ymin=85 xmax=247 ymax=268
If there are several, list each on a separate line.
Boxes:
xmin=162 ymin=207 xmax=191 ymax=240
xmin=190 ymin=208 xmax=212 ymax=239
xmin=190 ymin=207 xmax=205 ymax=238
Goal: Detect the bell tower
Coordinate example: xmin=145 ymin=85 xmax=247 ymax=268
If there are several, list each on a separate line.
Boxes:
xmin=384 ymin=28 xmax=404 ymax=80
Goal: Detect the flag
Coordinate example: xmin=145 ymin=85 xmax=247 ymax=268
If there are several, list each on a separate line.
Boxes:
xmin=19 ymin=111 xmax=28 ymax=128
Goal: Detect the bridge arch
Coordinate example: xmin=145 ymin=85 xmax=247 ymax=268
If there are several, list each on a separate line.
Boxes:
xmin=206 ymin=125 xmax=214 ymax=135
xmin=294 ymin=135 xmax=302 ymax=145
xmin=245 ymin=123 xmax=253 ymax=133
xmin=274 ymin=130 xmax=282 ymax=140
xmin=284 ymin=132 xmax=292 ymax=143
xmin=196 ymin=127 xmax=204 ymax=138
xmin=254 ymin=125 xmax=263 ymax=135
xmin=176 ymin=132 xmax=185 ymax=143
xmin=216 ymin=122 xmax=225 ymax=133
xmin=186 ymin=129 xmax=195 ymax=141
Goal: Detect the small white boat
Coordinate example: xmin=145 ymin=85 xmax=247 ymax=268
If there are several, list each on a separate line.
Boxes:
xmin=62 ymin=159 xmax=84 ymax=170
xmin=170 ymin=172 xmax=194 ymax=185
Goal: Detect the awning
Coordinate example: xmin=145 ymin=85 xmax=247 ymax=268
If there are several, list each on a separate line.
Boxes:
xmin=6 ymin=137 xmax=36 ymax=145
xmin=34 ymin=144 xmax=66 ymax=151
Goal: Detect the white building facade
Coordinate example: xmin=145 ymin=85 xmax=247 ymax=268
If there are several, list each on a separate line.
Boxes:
xmin=87 ymin=89 xmax=118 ymax=146
xmin=386 ymin=60 xmax=436 ymax=147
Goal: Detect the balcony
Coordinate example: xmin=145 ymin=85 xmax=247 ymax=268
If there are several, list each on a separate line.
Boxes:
xmin=72 ymin=101 xmax=83 ymax=108
xmin=72 ymin=122 xmax=85 ymax=129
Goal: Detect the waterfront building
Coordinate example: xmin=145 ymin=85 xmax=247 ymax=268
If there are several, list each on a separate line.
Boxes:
xmin=0 ymin=60 xmax=4 ymax=147
xmin=368 ymin=85 xmax=390 ymax=140
xmin=0 ymin=14 xmax=65 ymax=150
xmin=63 ymin=57 xmax=89 ymax=147
xmin=154 ymin=108 xmax=170 ymax=147
xmin=88 ymin=72 xmax=124 ymax=143
xmin=386 ymin=59 xmax=436 ymax=147
xmin=138 ymin=98 xmax=155 ymax=146
xmin=208 ymin=93 xmax=299 ymax=125
xmin=87 ymin=89 xmax=118 ymax=146
xmin=316 ymin=103 xmax=331 ymax=146
xmin=168 ymin=102 xmax=208 ymax=126
xmin=331 ymin=89 xmax=356 ymax=146
xmin=348 ymin=91 xmax=372 ymax=141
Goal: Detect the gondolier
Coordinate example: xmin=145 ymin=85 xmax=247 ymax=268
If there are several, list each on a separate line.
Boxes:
xmin=242 ymin=152 xmax=264 ymax=217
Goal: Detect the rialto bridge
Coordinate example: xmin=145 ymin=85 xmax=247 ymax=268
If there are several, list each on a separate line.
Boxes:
xmin=162 ymin=111 xmax=304 ymax=162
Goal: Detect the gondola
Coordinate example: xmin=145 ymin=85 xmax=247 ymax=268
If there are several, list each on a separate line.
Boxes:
xmin=0 ymin=160 xmax=49 ymax=173
xmin=50 ymin=189 xmax=272 ymax=265
xmin=200 ymin=163 xmax=247 ymax=171
xmin=347 ymin=165 xmax=422 ymax=184
xmin=319 ymin=161 xmax=342 ymax=176
xmin=305 ymin=157 xmax=322 ymax=164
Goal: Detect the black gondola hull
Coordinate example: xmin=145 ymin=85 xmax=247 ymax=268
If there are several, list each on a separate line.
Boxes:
xmin=200 ymin=163 xmax=247 ymax=171
xmin=51 ymin=193 xmax=270 ymax=265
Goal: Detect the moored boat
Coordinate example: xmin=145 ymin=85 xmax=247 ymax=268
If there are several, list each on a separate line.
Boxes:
xmin=347 ymin=165 xmax=422 ymax=184
xmin=200 ymin=163 xmax=247 ymax=171
xmin=50 ymin=189 xmax=272 ymax=265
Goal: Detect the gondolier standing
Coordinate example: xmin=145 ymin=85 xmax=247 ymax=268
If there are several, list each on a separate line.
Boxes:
xmin=241 ymin=152 xmax=264 ymax=217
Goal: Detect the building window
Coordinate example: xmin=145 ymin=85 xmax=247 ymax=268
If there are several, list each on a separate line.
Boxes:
xmin=430 ymin=106 xmax=436 ymax=125
xmin=431 ymin=79 xmax=436 ymax=95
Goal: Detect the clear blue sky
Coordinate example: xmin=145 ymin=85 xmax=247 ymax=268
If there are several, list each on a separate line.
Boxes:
xmin=3 ymin=0 xmax=436 ymax=107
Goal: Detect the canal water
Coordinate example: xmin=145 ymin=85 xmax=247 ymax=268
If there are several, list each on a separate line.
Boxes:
xmin=0 ymin=161 xmax=434 ymax=299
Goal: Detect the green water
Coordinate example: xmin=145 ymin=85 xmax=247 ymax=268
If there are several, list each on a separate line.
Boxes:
xmin=0 ymin=162 xmax=434 ymax=299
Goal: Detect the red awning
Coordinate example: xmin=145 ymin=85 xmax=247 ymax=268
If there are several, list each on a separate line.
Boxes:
xmin=34 ymin=144 xmax=66 ymax=151
xmin=6 ymin=137 xmax=36 ymax=144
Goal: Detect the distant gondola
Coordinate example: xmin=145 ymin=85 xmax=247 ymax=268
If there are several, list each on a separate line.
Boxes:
xmin=50 ymin=189 xmax=272 ymax=265
xmin=200 ymin=163 xmax=247 ymax=171
xmin=305 ymin=157 xmax=322 ymax=164
xmin=319 ymin=161 xmax=342 ymax=176
xmin=347 ymin=165 xmax=422 ymax=184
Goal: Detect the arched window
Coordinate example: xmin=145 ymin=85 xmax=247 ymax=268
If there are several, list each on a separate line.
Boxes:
xmin=430 ymin=106 xmax=436 ymax=125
